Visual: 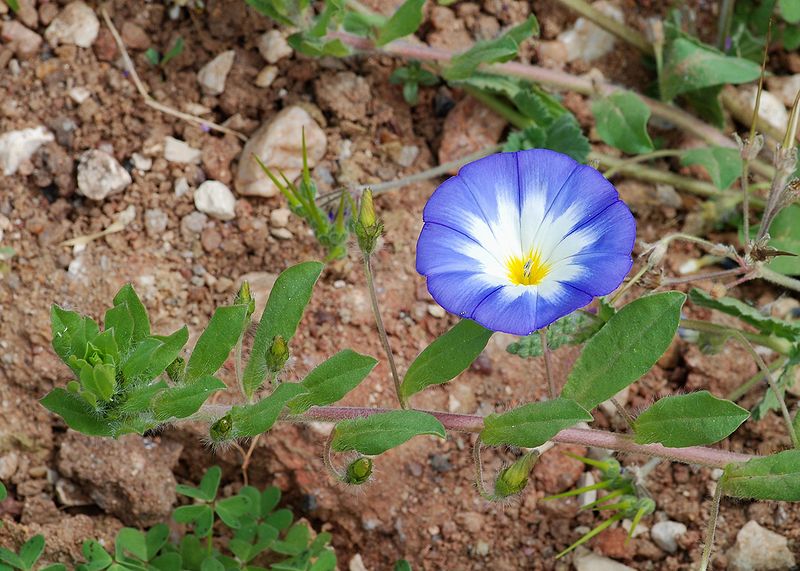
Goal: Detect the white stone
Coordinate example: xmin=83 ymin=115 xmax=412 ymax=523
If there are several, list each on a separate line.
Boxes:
xmin=727 ymin=520 xmax=796 ymax=571
xmin=76 ymin=150 xmax=132 ymax=200
xmin=174 ymin=176 xmax=190 ymax=196
xmin=650 ymin=520 xmax=686 ymax=554
xmin=577 ymin=472 xmax=597 ymax=508
xmin=0 ymin=126 xmax=54 ymax=175
xmin=270 ymin=207 xmax=291 ymax=228
xmin=270 ymin=227 xmax=293 ymax=240
xmin=197 ymin=50 xmax=235 ymax=96
xmin=558 ymin=1 xmax=623 ymax=62
xmin=164 ymin=136 xmax=202 ymax=164
xmin=45 ymin=1 xmax=99 ymax=48
xmin=68 ymin=86 xmax=91 ymax=104
xmin=257 ymin=30 xmax=292 ymax=64
xmin=194 ymin=180 xmax=236 ymax=221
xmin=131 ymin=152 xmax=152 ymax=171
xmin=235 ymin=106 xmax=327 ymax=197
xmin=255 ymin=65 xmax=279 ymax=88
xmin=737 ymin=87 xmax=790 ymax=133
xmin=766 ymin=74 xmax=800 ymax=107
xmin=573 ymin=548 xmax=635 ymax=571
xmin=427 ymin=304 xmax=446 ymax=318
xmin=348 ymin=554 xmax=367 ymax=571
xmin=144 ymin=209 xmax=168 ymax=237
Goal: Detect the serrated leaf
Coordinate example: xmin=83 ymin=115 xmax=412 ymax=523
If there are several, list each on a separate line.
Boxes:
xmin=331 ymin=410 xmax=446 ymax=455
xmin=445 ymin=15 xmax=539 ymax=81
xmin=720 ymin=449 xmax=800 ymax=501
xmin=40 ymin=389 xmax=114 ymax=437
xmin=480 ymin=398 xmax=592 ymax=447
xmin=399 ymin=319 xmax=492 ymax=400
xmin=186 ymin=304 xmax=250 ymax=381
xmin=680 ymin=147 xmax=742 ymax=189
xmin=287 ymin=350 xmax=377 ymax=414
xmin=633 ymin=391 xmax=749 ymax=447
xmin=228 ymin=383 xmax=308 ymax=438
xmin=376 ymin=0 xmax=424 ymax=46
xmin=242 ymin=262 xmax=323 ymax=397
xmin=153 ymin=376 xmax=227 ymax=421
xmin=661 ymin=35 xmax=761 ymax=100
xmin=592 ymin=91 xmax=654 ymax=154
xmin=688 ymin=288 xmax=800 ymax=339
xmin=562 ymin=292 xmax=686 ymax=410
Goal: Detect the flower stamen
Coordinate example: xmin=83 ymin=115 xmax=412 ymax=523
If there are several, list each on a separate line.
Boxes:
xmin=507 ymin=250 xmax=550 ymax=286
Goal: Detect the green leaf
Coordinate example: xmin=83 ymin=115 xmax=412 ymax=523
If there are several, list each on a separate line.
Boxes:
xmin=780 ymin=0 xmax=800 ymax=22
xmin=661 ymin=35 xmax=761 ymax=100
xmin=51 ymin=306 xmax=99 ymax=373
xmin=122 ymin=327 xmax=189 ymax=384
xmin=39 ymin=565 xmax=66 ymax=571
xmin=755 ymin=204 xmax=800 ymax=275
xmin=145 ymin=524 xmax=169 ymax=560
xmin=591 ymin=91 xmax=655 ymax=154
xmin=0 ymin=548 xmax=25 ymax=570
xmin=242 ymin=262 xmax=323 ymax=397
xmin=684 ymin=85 xmax=726 ymax=128
xmin=271 ymin=524 xmax=310 ymax=556
xmin=215 ymin=495 xmax=253 ymax=529
xmin=160 ymin=37 xmax=184 ymax=67
xmin=633 ymin=391 xmax=749 ymax=447
xmin=200 ymin=557 xmax=224 ymax=571
xmin=228 ymin=383 xmax=308 ymax=438
xmin=720 ymin=449 xmax=800 ymax=501
xmin=287 ymin=33 xmax=350 ymax=57
xmin=173 ymin=505 xmax=211 ymax=524
xmin=153 ymin=376 xmax=227 ymax=421
xmin=680 ymin=147 xmax=743 ymax=189
xmin=444 ymin=15 xmax=539 ymax=81
xmin=116 ymin=528 xmax=148 ymax=562
xmin=287 ymin=350 xmax=377 ymax=414
xmin=40 ymin=389 xmax=114 ymax=437
xmin=688 ymin=288 xmax=800 ymax=339
xmin=4 ymin=0 xmax=19 ymax=14
xmin=394 ymin=562 xmax=412 ymax=571
xmin=82 ymin=541 xmax=113 ymax=571
xmin=186 ymin=305 xmax=250 ymax=381
xmin=0 ymin=482 xmax=6 ymax=501
xmin=176 ymin=466 xmax=221 ymax=502
xmin=150 ymin=553 xmax=182 ymax=571
xmin=19 ymin=535 xmax=44 ymax=570
xmin=331 ymin=410 xmax=446 ymax=455
xmin=562 ymin=292 xmax=686 ymax=410
xmin=376 ymin=0 xmax=424 ymax=46
xmin=265 ymin=508 xmax=293 ymax=531
xmin=481 ymin=398 xmax=593 ymax=447
xmin=504 ymin=114 xmax=590 ymax=162
xmin=507 ymin=311 xmax=605 ymax=358
xmin=243 ymin=0 xmax=294 ymax=26
xmin=399 ymin=320 xmax=492 ymax=400
xmin=112 ymin=285 xmax=150 ymax=345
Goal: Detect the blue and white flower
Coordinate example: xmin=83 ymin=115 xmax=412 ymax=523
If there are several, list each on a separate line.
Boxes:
xmin=416 ymin=149 xmax=636 ymax=335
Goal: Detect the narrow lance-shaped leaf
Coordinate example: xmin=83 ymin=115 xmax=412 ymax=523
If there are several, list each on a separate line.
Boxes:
xmin=688 ymin=288 xmax=800 ymax=339
xmin=153 ymin=375 xmax=227 ymax=421
xmin=591 ymin=91 xmax=655 ymax=154
xmin=400 ymin=319 xmax=492 ymax=401
xmin=122 ymin=326 xmax=189 ymax=384
xmin=111 ymin=284 xmax=150 ymax=345
xmin=633 ymin=391 xmax=749 ymax=447
xmin=185 ymin=304 xmax=250 ymax=381
xmin=481 ymin=398 xmax=593 ymax=448
xmin=40 ymin=389 xmax=115 ymax=437
xmin=376 ymin=0 xmax=424 ymax=46
xmin=287 ymin=350 xmax=378 ymax=414
xmin=561 ymin=292 xmax=686 ymax=410
xmin=720 ymin=450 xmax=800 ymax=501
xmin=242 ymin=262 xmax=323 ymax=397
xmin=331 ymin=410 xmax=446 ymax=455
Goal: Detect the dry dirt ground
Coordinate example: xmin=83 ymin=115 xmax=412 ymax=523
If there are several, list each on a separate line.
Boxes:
xmin=1 ymin=0 xmax=799 ymax=569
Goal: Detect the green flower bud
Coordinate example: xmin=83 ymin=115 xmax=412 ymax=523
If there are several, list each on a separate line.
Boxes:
xmin=601 ymin=458 xmax=622 ymax=481
xmin=354 ymin=189 xmax=383 ymax=256
xmin=345 ymin=457 xmax=373 ymax=485
xmin=166 ymin=356 xmax=186 ymax=383
xmin=494 ymin=452 xmax=538 ymax=499
xmin=266 ymin=335 xmax=289 ymax=373
xmin=235 ymin=280 xmax=256 ymax=318
xmin=210 ymin=414 xmax=233 ymax=441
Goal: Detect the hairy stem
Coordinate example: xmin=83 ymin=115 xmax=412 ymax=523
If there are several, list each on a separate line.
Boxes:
xmin=660 ymin=267 xmax=748 ymax=287
xmin=539 ymin=328 xmax=556 ymax=399
xmin=363 ymin=256 xmax=406 ymax=408
xmin=759 ymin=266 xmax=800 ymax=294
xmin=699 ymin=482 xmax=723 ymax=571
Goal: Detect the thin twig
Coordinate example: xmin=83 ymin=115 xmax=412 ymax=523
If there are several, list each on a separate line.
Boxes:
xmin=100 ymin=8 xmax=246 ymax=141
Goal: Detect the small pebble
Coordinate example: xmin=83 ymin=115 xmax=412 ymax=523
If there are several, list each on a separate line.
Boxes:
xmin=197 ymin=50 xmax=235 ymax=96
xmin=650 ymin=520 xmax=686 ymax=554
xmin=270 ymin=227 xmax=293 ymax=240
xmin=255 ymin=65 xmax=278 ymax=88
xmin=174 ymin=176 xmax=190 ymax=196
xmin=44 ymin=1 xmax=99 ymax=48
xmin=181 ymin=212 xmax=208 ymax=236
xmin=131 ymin=152 xmax=152 ymax=171
xmin=194 ymin=180 xmax=237 ymax=221
xmin=164 ymin=137 xmax=202 ymax=164
xmin=427 ymin=304 xmax=446 ymax=318
xmin=270 ymin=207 xmax=291 ymax=228
xmin=77 ymin=149 xmax=132 ymax=200
xmin=257 ymin=30 xmax=292 ymax=64
xmin=144 ymin=208 xmax=168 ymax=238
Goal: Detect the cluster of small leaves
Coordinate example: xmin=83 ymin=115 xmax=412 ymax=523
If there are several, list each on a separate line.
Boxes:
xmin=506 ymin=306 xmax=611 ymax=359
xmin=731 ymin=0 xmax=800 ymax=56
xmin=389 ymin=61 xmax=438 ymax=106
xmin=145 ymin=37 xmax=185 ymax=68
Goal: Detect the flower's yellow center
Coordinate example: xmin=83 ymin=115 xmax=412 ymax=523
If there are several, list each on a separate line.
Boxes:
xmin=506 ymin=250 xmax=550 ymax=286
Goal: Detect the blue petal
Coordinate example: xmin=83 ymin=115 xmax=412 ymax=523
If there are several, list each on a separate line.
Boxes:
xmin=557 ymin=253 xmax=633 ymax=296
xmin=425 ymin=271 xmax=502 ymax=319
xmin=416 ymin=222 xmax=504 ymax=277
xmin=455 ymin=153 xmax=521 ymax=226
xmin=535 ymin=284 xmax=594 ymax=329
xmin=422 ymin=176 xmax=500 ymax=249
xmin=550 ymin=200 xmax=637 ymax=260
xmin=544 ymin=164 xmax=622 ymax=235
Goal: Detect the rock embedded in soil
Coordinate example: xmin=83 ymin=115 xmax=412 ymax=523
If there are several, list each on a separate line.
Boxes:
xmin=734 ymin=87 xmax=790 ymax=133
xmin=573 ymin=548 xmax=635 ymax=571
xmin=197 ymin=50 xmax=236 ymax=96
xmin=56 ymin=432 xmax=182 ymax=527
xmin=257 ymin=30 xmax=292 ymax=64
xmin=726 ymin=520 xmax=796 ymax=571
xmin=269 ymin=207 xmax=290 ymax=228
xmin=144 ymin=208 xmax=168 ymax=237
xmin=557 ymin=0 xmax=623 ymax=62
xmin=1 ymin=21 xmax=43 ymax=59
xmin=0 ymin=126 xmax=54 ymax=176
xmin=438 ymin=97 xmax=506 ymax=171
xmin=766 ymin=74 xmax=800 ymax=107
xmin=314 ymin=71 xmax=372 ymax=122
xmin=194 ymin=180 xmax=237 ymax=221
xmin=76 ymin=150 xmax=132 ymax=200
xmin=235 ymin=106 xmax=327 ymax=197
xmin=120 ymin=21 xmax=150 ymax=50
xmin=201 ymin=135 xmax=241 ymax=183
xmin=649 ymin=520 xmax=686 ymax=554
xmin=255 ymin=65 xmax=278 ymax=88
xmin=44 ymin=1 xmax=99 ymax=48
xmin=164 ymin=136 xmax=202 ymax=164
